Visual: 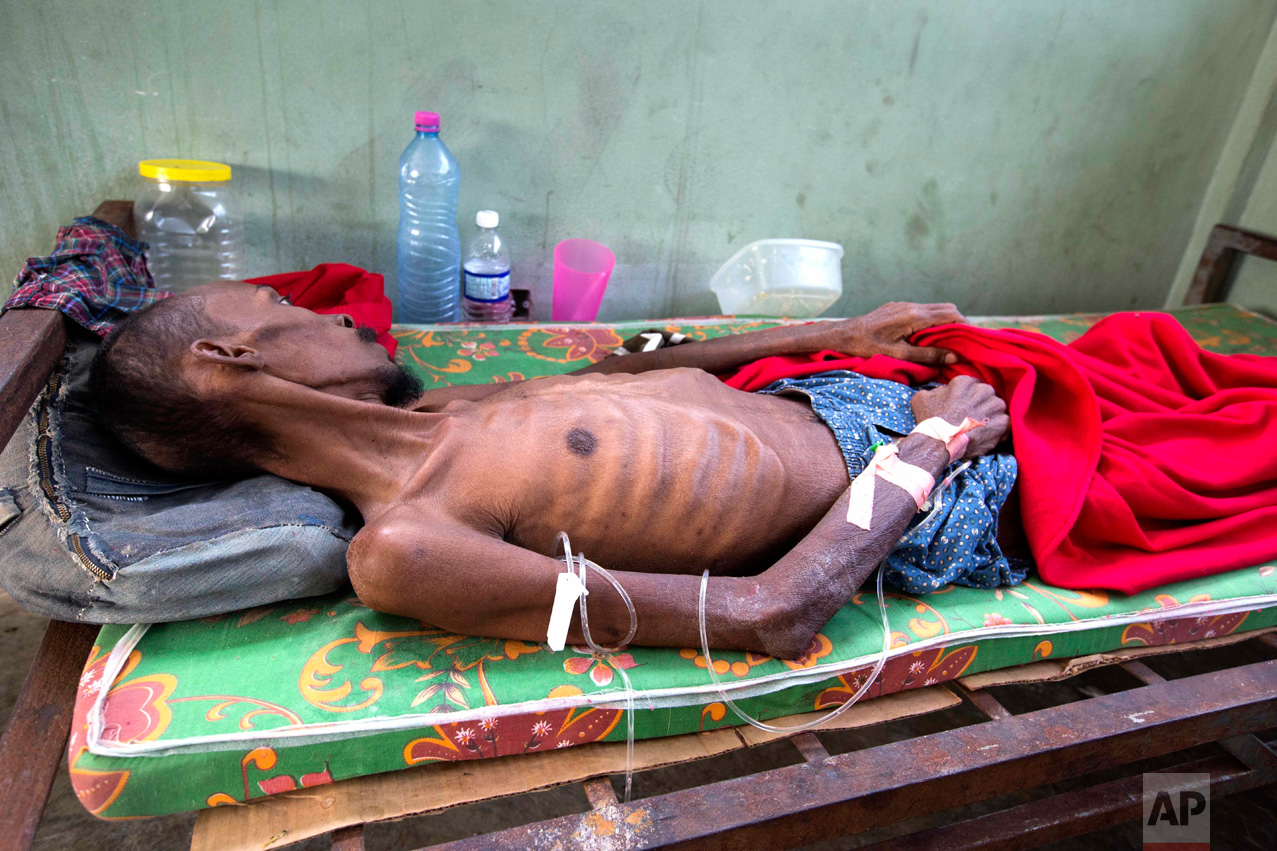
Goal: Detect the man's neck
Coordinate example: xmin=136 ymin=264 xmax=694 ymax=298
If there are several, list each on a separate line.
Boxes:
xmin=240 ymin=384 xmax=443 ymax=520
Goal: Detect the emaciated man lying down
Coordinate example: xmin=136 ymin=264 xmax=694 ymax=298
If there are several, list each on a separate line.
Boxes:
xmin=89 ymin=284 xmax=1012 ymax=659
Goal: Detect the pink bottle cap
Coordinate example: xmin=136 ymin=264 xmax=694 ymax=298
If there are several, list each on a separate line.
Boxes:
xmin=414 ymin=111 xmax=441 ymax=132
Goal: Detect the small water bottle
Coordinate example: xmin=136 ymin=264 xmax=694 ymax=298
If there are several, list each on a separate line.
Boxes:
xmin=134 ymin=159 xmax=245 ymax=293
xmin=397 ymin=111 xmax=461 ymax=323
xmin=462 ymin=210 xmax=513 ymax=323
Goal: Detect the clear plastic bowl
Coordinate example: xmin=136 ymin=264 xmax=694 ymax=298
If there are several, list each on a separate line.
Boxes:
xmin=709 ymin=239 xmax=844 ymax=317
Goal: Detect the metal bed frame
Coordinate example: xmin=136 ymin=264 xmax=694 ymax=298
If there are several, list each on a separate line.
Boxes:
xmin=0 ymin=204 xmax=1274 ymax=850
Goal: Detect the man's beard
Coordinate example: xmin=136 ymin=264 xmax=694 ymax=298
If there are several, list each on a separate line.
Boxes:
xmin=377 ymin=363 xmax=425 ymax=408
xmin=355 ymin=325 xmax=424 ymax=408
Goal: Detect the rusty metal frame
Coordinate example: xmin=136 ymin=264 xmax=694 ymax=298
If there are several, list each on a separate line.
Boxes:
xmin=1182 ymin=223 xmax=1277 ymax=305
xmin=1 ymin=215 xmax=1276 ymax=851
xmin=415 ymin=648 xmax=1277 ymax=851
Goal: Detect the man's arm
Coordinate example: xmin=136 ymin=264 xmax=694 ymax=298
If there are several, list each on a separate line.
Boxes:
xmin=572 ymin=302 xmax=965 ymax=379
xmin=351 ymin=377 xmax=1006 ymax=659
xmin=406 ymin=301 xmax=964 ymax=411
xmin=348 ymin=514 xmax=769 ymax=653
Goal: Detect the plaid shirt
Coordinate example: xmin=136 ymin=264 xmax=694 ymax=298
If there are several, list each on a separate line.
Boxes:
xmin=3 ymin=216 xmax=166 ymax=336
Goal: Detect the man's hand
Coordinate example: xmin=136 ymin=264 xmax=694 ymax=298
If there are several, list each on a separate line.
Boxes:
xmin=811 ymin=302 xmax=965 ymax=366
xmin=910 ymin=375 xmax=1009 ymax=459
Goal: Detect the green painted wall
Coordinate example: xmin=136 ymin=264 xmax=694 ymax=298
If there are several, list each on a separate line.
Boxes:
xmin=2 ymin=0 xmax=1275 ymax=320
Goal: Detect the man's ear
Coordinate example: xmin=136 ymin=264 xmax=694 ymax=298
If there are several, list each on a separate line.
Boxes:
xmin=190 ymin=339 xmax=266 ymax=370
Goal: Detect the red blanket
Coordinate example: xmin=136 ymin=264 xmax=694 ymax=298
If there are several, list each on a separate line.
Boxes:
xmin=248 ymin=264 xmax=396 ymax=357
xmin=724 ymin=313 xmax=1277 ymax=593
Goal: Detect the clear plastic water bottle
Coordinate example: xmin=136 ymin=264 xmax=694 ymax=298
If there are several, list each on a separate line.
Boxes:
xmin=134 ymin=159 xmax=246 ymax=293
xmin=397 ymin=111 xmax=461 ymax=323
xmin=463 ymin=210 xmax=513 ymax=323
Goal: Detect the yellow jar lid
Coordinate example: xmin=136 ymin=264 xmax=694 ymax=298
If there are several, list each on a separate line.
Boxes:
xmin=138 ymin=159 xmax=232 ymax=182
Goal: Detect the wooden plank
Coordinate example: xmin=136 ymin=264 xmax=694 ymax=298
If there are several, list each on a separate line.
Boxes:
xmin=0 ymin=619 xmax=99 ymax=850
xmin=0 ymin=201 xmax=131 ymax=849
xmin=0 ymin=199 xmax=135 ymax=451
xmin=788 ymin=733 xmax=830 ymax=764
xmin=1119 ymin=660 xmax=1164 ymax=685
xmin=86 ymin=200 xmax=137 ymax=238
xmin=582 ymin=777 xmax=619 ymax=808
xmin=953 ymin=681 xmax=1012 ymax=721
xmin=0 ymin=309 xmax=66 ymax=451
xmin=329 ymin=824 xmax=364 ymax=851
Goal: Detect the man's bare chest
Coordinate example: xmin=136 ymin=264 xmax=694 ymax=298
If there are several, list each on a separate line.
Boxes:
xmin=397 ymin=371 xmax=850 ymax=573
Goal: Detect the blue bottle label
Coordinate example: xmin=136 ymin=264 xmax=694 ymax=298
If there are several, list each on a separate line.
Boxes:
xmin=464 ymin=270 xmax=511 ymax=302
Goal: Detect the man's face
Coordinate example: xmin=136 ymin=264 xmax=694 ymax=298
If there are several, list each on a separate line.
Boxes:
xmin=191 ymin=281 xmax=422 ymax=406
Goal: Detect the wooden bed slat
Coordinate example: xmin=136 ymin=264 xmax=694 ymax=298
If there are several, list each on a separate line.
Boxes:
xmin=0 ymin=619 xmax=98 ymax=849
xmin=0 ymin=200 xmax=133 ymax=850
xmin=330 ymin=824 xmax=365 ymax=851
xmin=0 ymin=309 xmax=67 ymax=451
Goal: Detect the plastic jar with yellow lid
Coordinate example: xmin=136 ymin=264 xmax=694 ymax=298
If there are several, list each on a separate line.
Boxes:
xmin=134 ymin=159 xmax=246 ymax=293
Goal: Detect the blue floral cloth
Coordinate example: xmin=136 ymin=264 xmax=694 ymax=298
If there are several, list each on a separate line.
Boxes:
xmin=757 ymin=371 xmax=1027 ymax=593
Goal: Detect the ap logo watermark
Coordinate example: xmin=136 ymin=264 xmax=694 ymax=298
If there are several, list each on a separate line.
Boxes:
xmin=1143 ymin=773 xmax=1209 ymax=850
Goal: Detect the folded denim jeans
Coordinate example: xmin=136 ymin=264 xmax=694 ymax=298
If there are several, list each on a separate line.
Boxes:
xmin=0 ymin=324 xmax=358 ymax=623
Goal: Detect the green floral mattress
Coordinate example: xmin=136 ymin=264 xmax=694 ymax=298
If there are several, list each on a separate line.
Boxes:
xmin=68 ymin=304 xmax=1277 ymax=819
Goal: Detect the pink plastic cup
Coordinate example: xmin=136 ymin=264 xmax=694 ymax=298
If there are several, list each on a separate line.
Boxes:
xmin=552 ymin=239 xmax=615 ymax=322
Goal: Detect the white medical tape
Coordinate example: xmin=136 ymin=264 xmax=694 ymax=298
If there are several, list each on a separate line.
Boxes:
xmin=547 ymin=569 xmax=588 ymax=652
xmin=640 ymin=332 xmax=664 ymax=352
